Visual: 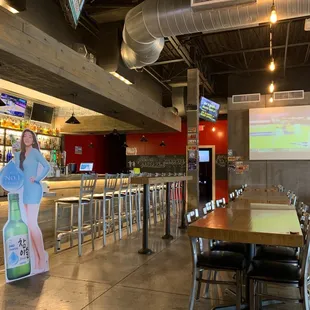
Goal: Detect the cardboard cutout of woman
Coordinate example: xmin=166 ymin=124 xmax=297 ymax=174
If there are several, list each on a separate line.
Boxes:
xmin=12 ymin=129 xmax=50 ymax=274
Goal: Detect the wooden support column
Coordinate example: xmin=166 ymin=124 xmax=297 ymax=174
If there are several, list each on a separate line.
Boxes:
xmin=186 ymin=69 xmax=200 ymax=211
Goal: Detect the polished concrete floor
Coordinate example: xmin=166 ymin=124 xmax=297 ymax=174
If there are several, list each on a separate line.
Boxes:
xmin=0 ymin=220 xmax=304 ymax=310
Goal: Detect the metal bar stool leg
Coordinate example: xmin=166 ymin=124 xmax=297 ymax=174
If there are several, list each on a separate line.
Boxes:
xmin=89 ymin=200 xmax=95 ymax=250
xmin=93 ymin=199 xmax=98 ymax=238
xmin=54 ymin=202 xmax=59 ymax=253
xmin=118 ymin=196 xmax=122 ymax=240
xmin=129 ymin=193 xmax=133 ymax=233
xmin=124 ymin=196 xmax=130 ymax=236
xmin=78 ymin=203 xmax=82 ymax=256
xmin=70 ymin=204 xmax=74 ymax=247
xmin=102 ymin=198 xmax=106 ymax=246
xmin=111 ymin=197 xmax=116 ymax=241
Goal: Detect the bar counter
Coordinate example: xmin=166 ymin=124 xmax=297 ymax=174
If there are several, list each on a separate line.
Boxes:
xmin=0 ymin=174 xmax=106 ymax=265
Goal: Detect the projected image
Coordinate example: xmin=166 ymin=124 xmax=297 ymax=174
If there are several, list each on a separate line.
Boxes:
xmin=249 ymin=106 xmax=310 ymax=160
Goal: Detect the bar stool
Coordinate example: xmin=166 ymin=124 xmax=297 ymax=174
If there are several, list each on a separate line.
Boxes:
xmin=90 ymin=173 xmax=118 ymax=245
xmin=115 ymin=173 xmax=132 ymax=240
xmin=54 ymin=173 xmax=98 ymax=256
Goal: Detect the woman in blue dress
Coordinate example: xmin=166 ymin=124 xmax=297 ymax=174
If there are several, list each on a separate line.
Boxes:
xmin=14 ymin=129 xmax=50 ymax=272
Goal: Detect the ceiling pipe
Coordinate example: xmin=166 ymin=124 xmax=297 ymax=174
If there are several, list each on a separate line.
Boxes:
xmin=121 ymin=0 xmax=310 ymax=69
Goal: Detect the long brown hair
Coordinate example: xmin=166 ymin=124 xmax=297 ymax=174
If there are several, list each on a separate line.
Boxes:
xmin=19 ymin=129 xmax=40 ymax=171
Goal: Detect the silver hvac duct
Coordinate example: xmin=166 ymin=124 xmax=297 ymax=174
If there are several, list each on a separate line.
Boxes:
xmin=121 ymin=0 xmax=310 ymax=69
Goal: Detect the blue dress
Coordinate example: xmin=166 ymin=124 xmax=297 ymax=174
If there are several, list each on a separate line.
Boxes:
xmin=14 ymin=149 xmax=50 ymax=204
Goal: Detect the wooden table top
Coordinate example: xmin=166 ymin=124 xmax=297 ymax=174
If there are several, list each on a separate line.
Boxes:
xmin=228 ymin=200 xmax=294 ymax=210
xmin=131 ymin=175 xmax=193 ymax=185
xmin=237 ymin=191 xmax=289 ymax=204
xmin=188 ymin=208 xmax=303 ymax=247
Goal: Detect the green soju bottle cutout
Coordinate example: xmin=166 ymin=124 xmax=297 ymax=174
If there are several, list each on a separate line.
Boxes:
xmin=4 ymin=193 xmax=31 ymax=280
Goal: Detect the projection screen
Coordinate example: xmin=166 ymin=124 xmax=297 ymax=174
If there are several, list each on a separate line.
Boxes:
xmin=249 ymin=106 xmax=310 ymax=160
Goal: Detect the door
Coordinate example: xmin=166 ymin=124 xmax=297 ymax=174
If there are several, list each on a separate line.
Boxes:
xmin=199 ymin=147 xmax=213 ymax=203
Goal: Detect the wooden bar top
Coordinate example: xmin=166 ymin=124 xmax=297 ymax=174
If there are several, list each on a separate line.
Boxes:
xmin=188 ymin=208 xmax=303 ymax=247
xmin=131 ymin=175 xmax=193 ymax=185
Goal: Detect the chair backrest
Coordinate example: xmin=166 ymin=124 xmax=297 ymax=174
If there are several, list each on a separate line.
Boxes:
xmin=300 ymin=213 xmax=310 ymax=282
xmin=104 ymin=173 xmax=118 ymax=193
xmin=216 ymin=198 xmax=226 ymax=208
xmin=186 ymin=209 xmax=200 ymax=224
xmin=80 ymin=173 xmax=98 ymax=198
xmin=119 ymin=173 xmax=130 ymax=192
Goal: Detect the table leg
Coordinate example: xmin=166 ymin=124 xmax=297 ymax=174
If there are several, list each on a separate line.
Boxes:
xmin=162 ymin=182 xmax=173 ymax=240
xmin=138 ymin=184 xmax=153 ymax=255
xmin=178 ymin=180 xmax=187 ymax=229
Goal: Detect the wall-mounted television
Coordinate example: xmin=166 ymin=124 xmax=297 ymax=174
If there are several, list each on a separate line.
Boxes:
xmin=0 ymin=93 xmax=27 ymax=118
xmin=60 ymin=0 xmax=86 ymax=29
xmin=199 ymin=97 xmax=220 ymax=122
xmin=31 ymin=103 xmax=54 ymax=124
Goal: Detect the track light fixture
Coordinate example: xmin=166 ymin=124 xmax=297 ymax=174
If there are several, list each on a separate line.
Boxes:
xmin=160 ymin=141 xmax=166 ymax=147
xmin=140 ymin=135 xmax=148 ymax=142
xmin=122 ymin=142 xmax=129 ymax=148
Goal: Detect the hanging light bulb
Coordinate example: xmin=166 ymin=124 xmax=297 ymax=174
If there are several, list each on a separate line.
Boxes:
xmin=269 ymin=95 xmax=274 ymax=103
xmin=269 ymin=81 xmax=275 ymax=93
xmin=269 ymin=57 xmax=275 ymax=72
xmin=270 ymin=3 xmax=277 ymax=24
xmin=160 ymin=141 xmax=166 ymax=147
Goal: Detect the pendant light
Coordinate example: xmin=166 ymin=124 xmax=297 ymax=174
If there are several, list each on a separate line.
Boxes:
xmin=160 ymin=141 xmax=166 ymax=147
xmin=111 ymin=129 xmax=120 ymax=137
xmin=140 ymin=135 xmax=148 ymax=142
xmin=65 ymin=93 xmax=80 ymax=124
xmin=269 ymin=81 xmax=275 ymax=93
xmin=270 ymin=1 xmax=277 ymax=24
xmin=269 ymin=57 xmax=275 ymax=72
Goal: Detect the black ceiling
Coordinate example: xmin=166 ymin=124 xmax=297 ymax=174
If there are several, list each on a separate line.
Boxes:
xmin=81 ymin=1 xmax=310 ymax=96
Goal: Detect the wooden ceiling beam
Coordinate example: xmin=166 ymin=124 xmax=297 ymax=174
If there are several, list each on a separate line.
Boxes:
xmin=0 ymin=8 xmax=181 ymax=132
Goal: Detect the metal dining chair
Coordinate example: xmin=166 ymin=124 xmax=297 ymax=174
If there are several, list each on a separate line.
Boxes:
xmin=55 ymin=173 xmax=98 ymax=256
xmin=187 ymin=211 xmax=245 ymax=310
xmin=248 ymin=213 xmax=310 ymax=310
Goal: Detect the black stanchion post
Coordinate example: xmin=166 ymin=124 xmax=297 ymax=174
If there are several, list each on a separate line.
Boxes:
xmin=138 ymin=184 xmax=153 ymax=255
xmin=162 ymin=182 xmax=173 ymax=240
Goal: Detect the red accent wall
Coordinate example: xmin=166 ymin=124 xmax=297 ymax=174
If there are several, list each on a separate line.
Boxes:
xmin=64 ymin=135 xmax=107 ymax=173
xmin=126 ymin=120 xmax=228 ymax=200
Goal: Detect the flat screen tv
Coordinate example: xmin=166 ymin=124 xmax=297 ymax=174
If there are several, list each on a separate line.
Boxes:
xmin=199 ymin=97 xmax=220 ymax=122
xmin=0 ymin=93 xmax=27 ymax=117
xmin=31 ymin=103 xmax=54 ymax=124
xmin=60 ymin=0 xmax=86 ymax=29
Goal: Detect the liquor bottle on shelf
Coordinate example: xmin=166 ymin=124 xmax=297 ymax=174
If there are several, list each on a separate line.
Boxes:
xmin=0 ymin=150 xmax=3 ymax=161
xmin=4 ymin=193 xmax=31 ymax=280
